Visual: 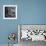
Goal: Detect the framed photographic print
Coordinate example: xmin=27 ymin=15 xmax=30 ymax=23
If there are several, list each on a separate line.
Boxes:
xmin=18 ymin=24 xmax=46 ymax=42
xmin=3 ymin=5 xmax=17 ymax=19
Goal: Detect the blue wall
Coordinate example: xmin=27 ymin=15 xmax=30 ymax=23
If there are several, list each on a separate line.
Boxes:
xmin=20 ymin=0 xmax=46 ymax=24
xmin=0 ymin=0 xmax=46 ymax=44
xmin=0 ymin=0 xmax=21 ymax=44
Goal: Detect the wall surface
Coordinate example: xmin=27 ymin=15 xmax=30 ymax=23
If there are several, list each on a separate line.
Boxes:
xmin=0 ymin=0 xmax=46 ymax=45
xmin=0 ymin=0 xmax=21 ymax=44
xmin=20 ymin=0 xmax=46 ymax=24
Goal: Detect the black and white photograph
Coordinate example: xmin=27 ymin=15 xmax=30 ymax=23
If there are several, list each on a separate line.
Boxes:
xmin=3 ymin=5 xmax=17 ymax=19
xmin=18 ymin=25 xmax=46 ymax=46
